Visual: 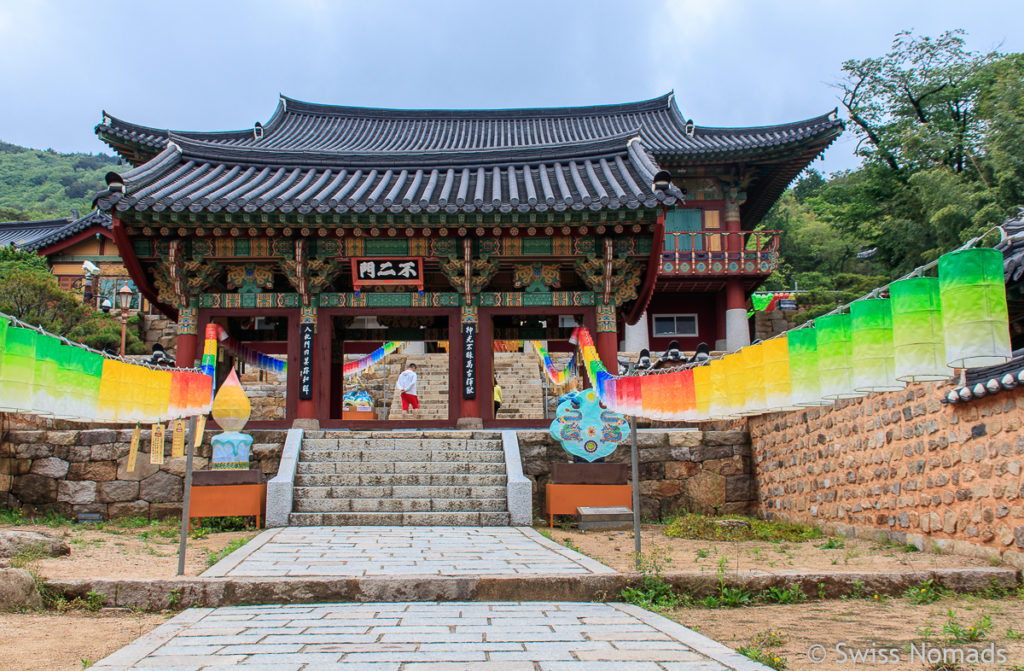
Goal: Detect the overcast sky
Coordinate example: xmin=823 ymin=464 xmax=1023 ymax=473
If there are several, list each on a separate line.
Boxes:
xmin=1 ymin=0 xmax=1020 ymax=174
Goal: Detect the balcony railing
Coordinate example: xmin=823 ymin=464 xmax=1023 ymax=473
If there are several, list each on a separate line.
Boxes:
xmin=659 ymin=230 xmax=781 ymax=276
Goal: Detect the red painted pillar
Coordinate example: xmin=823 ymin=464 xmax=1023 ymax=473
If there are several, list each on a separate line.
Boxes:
xmin=596 ymin=330 xmax=618 ymax=373
xmin=176 ymin=334 xmax=197 ymax=369
xmin=724 ymin=190 xmax=750 ymax=350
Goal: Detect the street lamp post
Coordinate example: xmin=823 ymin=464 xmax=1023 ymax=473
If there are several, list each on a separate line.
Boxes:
xmin=118 ymin=284 xmax=133 ymax=355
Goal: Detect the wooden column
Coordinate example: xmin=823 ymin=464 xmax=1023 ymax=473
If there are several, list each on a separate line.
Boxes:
xmin=458 ymin=304 xmax=481 ymax=424
xmin=176 ymin=306 xmax=199 ymax=368
xmin=724 ymin=190 xmax=750 ymax=351
xmin=596 ymin=302 xmax=618 ymax=373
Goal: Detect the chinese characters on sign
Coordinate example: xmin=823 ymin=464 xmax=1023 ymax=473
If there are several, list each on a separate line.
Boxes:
xmin=463 ymin=323 xmax=476 ymax=399
xmin=351 ymin=257 xmax=424 ymax=292
xmin=299 ymin=324 xmax=314 ymax=400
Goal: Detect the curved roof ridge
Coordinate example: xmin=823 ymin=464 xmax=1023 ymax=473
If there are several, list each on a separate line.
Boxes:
xmin=277 ymin=93 xmax=676 ymax=120
xmin=693 ymin=111 xmax=839 ymax=136
xmin=165 ymin=128 xmax=649 ymax=169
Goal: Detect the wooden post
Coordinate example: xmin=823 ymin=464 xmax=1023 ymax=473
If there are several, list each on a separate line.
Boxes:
xmin=176 ymin=415 xmax=198 ymax=576
xmin=630 ymin=415 xmax=641 ymax=568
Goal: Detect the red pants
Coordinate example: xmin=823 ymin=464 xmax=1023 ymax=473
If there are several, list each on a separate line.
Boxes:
xmin=401 ymin=392 xmax=419 ymax=411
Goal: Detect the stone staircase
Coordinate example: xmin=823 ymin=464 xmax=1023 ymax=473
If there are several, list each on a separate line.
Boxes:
xmin=386 ymin=353 xmax=449 ymax=421
xmin=493 ymin=351 xmax=545 ymax=419
xmin=289 ymin=430 xmax=510 ymax=525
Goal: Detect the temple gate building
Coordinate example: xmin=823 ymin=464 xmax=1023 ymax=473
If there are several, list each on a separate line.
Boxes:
xmin=93 ymin=94 xmax=841 ymax=428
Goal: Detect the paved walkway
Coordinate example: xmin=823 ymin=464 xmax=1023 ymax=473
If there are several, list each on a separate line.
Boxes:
xmin=94 ymin=601 xmax=767 ymax=670
xmin=204 ymin=526 xmax=614 ymax=578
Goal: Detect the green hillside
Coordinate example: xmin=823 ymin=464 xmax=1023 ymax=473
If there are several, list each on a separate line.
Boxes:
xmin=0 ymin=141 xmax=122 ymax=221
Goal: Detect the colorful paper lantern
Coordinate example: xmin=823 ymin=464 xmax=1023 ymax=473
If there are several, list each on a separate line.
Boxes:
xmin=787 ymin=328 xmax=829 ymax=407
xmin=0 ymin=325 xmax=35 ymax=413
xmin=890 ymin=277 xmax=953 ymax=382
xmin=738 ymin=343 xmax=767 ymax=416
xmin=851 ymin=298 xmax=905 ymax=393
xmin=707 ymin=358 xmax=731 ymax=419
xmin=32 ymin=334 xmax=62 ymax=416
xmin=692 ymin=364 xmax=711 ymax=419
xmin=816 ymin=313 xmax=864 ymax=400
xmin=211 ymin=368 xmax=251 ymax=432
xmin=761 ymin=335 xmax=793 ymax=411
xmin=938 ymin=248 xmax=1012 ymax=369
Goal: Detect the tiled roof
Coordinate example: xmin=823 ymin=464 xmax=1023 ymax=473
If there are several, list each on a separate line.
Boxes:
xmin=96 ymin=133 xmax=684 ymax=216
xmin=97 ymin=93 xmax=841 ymax=164
xmin=0 ymin=210 xmax=112 ymax=251
xmin=95 ymin=93 xmax=842 ymax=222
xmin=997 ymin=208 xmax=1024 ymax=282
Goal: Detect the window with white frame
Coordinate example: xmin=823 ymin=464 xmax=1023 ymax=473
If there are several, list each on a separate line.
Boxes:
xmin=652 ymin=314 xmax=698 ymax=337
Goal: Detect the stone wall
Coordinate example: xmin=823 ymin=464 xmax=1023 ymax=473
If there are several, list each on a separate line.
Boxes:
xmin=749 ymin=382 xmax=1024 ymax=569
xmin=2 ymin=428 xmax=285 ymax=520
xmin=141 ymin=314 xmax=178 ymax=356
xmin=516 ymin=429 xmax=756 ymax=520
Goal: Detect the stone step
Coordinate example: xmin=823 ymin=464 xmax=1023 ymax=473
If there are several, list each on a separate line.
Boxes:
xmin=294 ymin=472 xmax=507 ymax=487
xmin=293 ymin=484 xmax=507 ymax=500
xmin=288 ymin=511 xmax=511 ymax=526
xmin=296 ymin=461 xmax=506 ymax=475
xmin=301 ymin=438 xmax=501 ymax=450
xmin=298 ymin=449 xmax=504 ymax=464
xmin=293 ymin=497 xmax=507 ymax=513
xmin=303 ymin=431 xmax=501 ymax=440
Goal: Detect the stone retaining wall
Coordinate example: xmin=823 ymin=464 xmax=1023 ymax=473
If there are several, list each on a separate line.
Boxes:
xmin=516 ymin=429 xmax=756 ymax=520
xmin=2 ymin=428 xmax=285 ymax=519
xmin=749 ymin=382 xmax=1024 ymax=569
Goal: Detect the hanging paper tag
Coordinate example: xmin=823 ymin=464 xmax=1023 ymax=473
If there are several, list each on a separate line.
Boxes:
xmin=150 ymin=423 xmax=165 ymax=464
xmin=194 ymin=414 xmax=207 ymax=448
xmin=127 ymin=424 xmax=141 ymax=472
xmin=171 ymin=419 xmax=186 ymax=458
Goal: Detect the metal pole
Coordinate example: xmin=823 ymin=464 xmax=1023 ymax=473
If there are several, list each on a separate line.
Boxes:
xmin=177 ymin=415 xmax=198 ymax=576
xmin=630 ymin=415 xmax=641 ymax=569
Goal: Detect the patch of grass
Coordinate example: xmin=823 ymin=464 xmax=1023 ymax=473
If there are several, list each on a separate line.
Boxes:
xmin=942 ymin=609 xmax=992 ymax=643
xmin=737 ymin=630 xmax=787 ymax=670
xmin=206 ymin=537 xmax=250 ymax=567
xmin=619 ymin=548 xmax=685 ymax=612
xmin=1007 ymin=627 xmax=1023 ymax=641
xmin=535 ymin=528 xmax=553 ymax=541
xmin=695 ymin=548 xmax=709 ymax=559
xmin=193 ymin=516 xmax=255 ymax=532
xmin=81 ymin=658 xmax=94 ymax=669
xmin=816 ymin=537 xmax=845 ymax=549
xmin=8 ymin=544 xmax=51 ymax=569
xmin=167 ymin=587 xmax=182 ymax=610
xmin=663 ymin=513 xmax=821 ymax=543
xmin=40 ymin=510 xmax=72 ymax=528
xmin=904 ymin=579 xmax=947 ymax=605
xmin=0 ymin=506 xmax=28 ymax=525
xmin=761 ymin=584 xmax=807 ymax=605
xmin=840 ymin=580 xmax=867 ymax=600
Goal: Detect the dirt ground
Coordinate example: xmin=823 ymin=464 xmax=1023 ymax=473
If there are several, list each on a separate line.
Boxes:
xmin=675 ymin=595 xmax=1024 ymax=670
xmin=2 ymin=522 xmax=260 ymax=578
xmin=0 ymin=610 xmax=166 ymax=671
xmin=547 ymin=524 xmax=996 ymax=573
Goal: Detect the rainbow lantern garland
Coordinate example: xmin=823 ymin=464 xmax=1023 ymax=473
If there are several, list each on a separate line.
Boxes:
xmin=342 ymin=341 xmax=402 ymax=378
xmin=532 ymin=341 xmax=577 ymax=386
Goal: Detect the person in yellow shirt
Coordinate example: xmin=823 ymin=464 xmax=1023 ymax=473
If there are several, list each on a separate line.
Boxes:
xmin=493 ymin=375 xmax=502 ymax=417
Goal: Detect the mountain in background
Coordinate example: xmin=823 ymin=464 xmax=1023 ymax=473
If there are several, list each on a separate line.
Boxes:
xmin=0 ymin=140 xmax=121 ymax=222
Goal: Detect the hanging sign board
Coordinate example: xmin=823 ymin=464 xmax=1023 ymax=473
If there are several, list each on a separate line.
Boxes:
xmin=351 ymin=257 xmax=424 ymax=292
xmin=299 ymin=323 xmax=315 ymax=400
xmin=171 ymin=420 xmax=186 ymax=458
xmin=463 ymin=323 xmax=477 ymax=399
xmin=194 ymin=415 xmax=207 ymax=447
xmin=127 ymin=425 xmax=141 ymax=472
xmin=150 ymin=423 xmax=165 ymax=465
xmin=778 ymin=298 xmax=798 ymax=311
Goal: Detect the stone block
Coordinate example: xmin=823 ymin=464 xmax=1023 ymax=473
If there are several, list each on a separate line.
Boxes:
xmin=10 ymin=474 xmax=57 ymax=505
xmin=139 ymin=471 xmax=183 ymax=502
xmin=667 ymin=431 xmax=702 ymax=448
xmin=57 ymin=479 xmax=97 ymax=505
xmin=0 ymin=568 xmax=41 ymax=610
xmin=97 ymin=480 xmax=140 ymax=503
xmin=67 ymin=461 xmax=117 ymax=482
xmin=691 ymin=445 xmax=735 ymax=462
xmin=726 ymin=475 xmax=757 ymax=502
xmin=116 ymin=456 xmax=161 ymax=482
xmin=29 ymin=457 xmax=69 ymax=479
xmin=107 ymin=501 xmax=150 ymax=519
xmin=702 ymin=430 xmax=748 ymax=447
xmin=665 ymin=461 xmax=699 ymax=480
xmin=91 ymin=444 xmax=129 ymax=461
xmin=46 ymin=431 xmax=80 ymax=446
xmin=79 ymin=430 xmax=118 ymax=445
xmin=0 ymin=530 xmax=69 ymax=558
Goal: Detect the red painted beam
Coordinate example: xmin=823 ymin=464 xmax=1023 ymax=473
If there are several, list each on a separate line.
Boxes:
xmin=625 ymin=208 xmax=665 ymax=326
xmin=111 ymin=215 xmax=177 ymax=320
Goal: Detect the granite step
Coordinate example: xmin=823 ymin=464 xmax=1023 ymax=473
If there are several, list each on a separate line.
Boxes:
xmin=294 ymin=472 xmax=507 ymax=487
xmin=287 ymin=511 xmax=511 ymax=526
xmin=292 ymin=497 xmax=508 ymax=513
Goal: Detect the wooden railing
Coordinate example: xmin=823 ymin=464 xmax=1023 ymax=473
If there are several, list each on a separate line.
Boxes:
xmin=659 ymin=230 xmax=781 ymax=276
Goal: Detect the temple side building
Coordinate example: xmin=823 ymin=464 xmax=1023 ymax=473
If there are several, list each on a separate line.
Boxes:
xmin=94 ymin=93 xmax=842 ymax=428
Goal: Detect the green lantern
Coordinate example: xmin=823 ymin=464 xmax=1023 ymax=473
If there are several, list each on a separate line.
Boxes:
xmin=0 ymin=327 xmax=37 ymax=412
xmin=787 ymin=328 xmax=829 ymax=406
xmin=851 ymin=298 xmax=905 ymax=392
xmin=938 ymin=248 xmax=1011 ymax=369
xmin=890 ymin=277 xmax=953 ymax=382
xmin=816 ymin=313 xmax=864 ymax=400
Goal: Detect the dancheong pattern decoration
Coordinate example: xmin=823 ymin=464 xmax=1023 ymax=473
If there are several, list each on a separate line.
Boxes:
xmin=225 ymin=264 xmax=274 ymax=294
xmin=513 ymin=264 xmax=561 ymax=292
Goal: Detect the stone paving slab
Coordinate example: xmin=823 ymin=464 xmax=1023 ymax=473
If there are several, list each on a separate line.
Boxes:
xmin=204 ymin=527 xmax=614 ymax=578
xmin=93 ymin=601 xmax=771 ymax=670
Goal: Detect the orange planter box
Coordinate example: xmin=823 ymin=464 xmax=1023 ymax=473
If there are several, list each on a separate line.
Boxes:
xmin=342 ymin=409 xmax=376 ymax=421
xmin=544 ymin=483 xmax=632 ymax=527
xmin=187 ymin=483 xmax=267 ymax=530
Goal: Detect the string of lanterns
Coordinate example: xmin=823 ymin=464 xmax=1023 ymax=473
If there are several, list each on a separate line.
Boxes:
xmin=531 ymin=341 xmax=577 ymax=386
xmin=201 ymin=323 xmax=286 ymax=377
xmin=342 ymin=341 xmax=403 ymax=378
xmin=0 ymin=312 xmax=212 ymax=423
xmin=573 ymin=246 xmax=1011 ymax=422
